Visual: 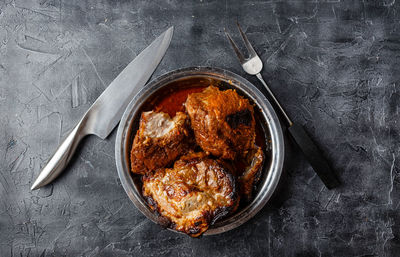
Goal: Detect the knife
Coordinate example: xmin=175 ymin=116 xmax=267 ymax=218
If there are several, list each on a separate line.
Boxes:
xmin=31 ymin=27 xmax=174 ymax=190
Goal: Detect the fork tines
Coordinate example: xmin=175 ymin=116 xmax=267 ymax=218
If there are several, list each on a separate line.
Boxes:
xmin=225 ymin=22 xmax=258 ymax=63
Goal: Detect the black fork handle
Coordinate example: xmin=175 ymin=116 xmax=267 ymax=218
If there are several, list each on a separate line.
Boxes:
xmin=288 ymin=123 xmax=340 ymax=189
xmin=256 ymin=73 xmax=340 ymax=189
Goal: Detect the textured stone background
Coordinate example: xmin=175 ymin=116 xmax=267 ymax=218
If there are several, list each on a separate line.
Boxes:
xmin=1 ymin=0 xmax=400 ymax=256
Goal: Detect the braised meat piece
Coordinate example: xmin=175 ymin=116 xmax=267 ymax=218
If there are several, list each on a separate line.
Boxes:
xmin=142 ymin=152 xmax=239 ymax=237
xmin=185 ymin=86 xmax=256 ymax=160
xmin=130 ymin=111 xmax=191 ymax=175
xmin=239 ymin=146 xmax=264 ymax=202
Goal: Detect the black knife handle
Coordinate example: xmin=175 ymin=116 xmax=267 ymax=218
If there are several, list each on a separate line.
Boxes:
xmin=288 ymin=123 xmax=340 ymax=189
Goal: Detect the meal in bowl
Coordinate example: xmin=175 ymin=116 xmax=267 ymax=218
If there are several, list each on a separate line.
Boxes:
xmin=130 ymin=84 xmax=267 ymax=237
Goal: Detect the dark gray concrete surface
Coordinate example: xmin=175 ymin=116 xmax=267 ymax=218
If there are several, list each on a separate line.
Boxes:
xmin=1 ymin=0 xmax=400 ymax=256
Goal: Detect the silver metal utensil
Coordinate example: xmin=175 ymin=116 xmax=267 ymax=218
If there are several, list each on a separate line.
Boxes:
xmin=31 ymin=26 xmax=174 ymax=190
xmin=225 ymin=23 xmax=340 ymax=189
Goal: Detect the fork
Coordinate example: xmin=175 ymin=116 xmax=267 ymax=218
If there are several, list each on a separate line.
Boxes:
xmin=225 ymin=22 xmax=340 ymax=189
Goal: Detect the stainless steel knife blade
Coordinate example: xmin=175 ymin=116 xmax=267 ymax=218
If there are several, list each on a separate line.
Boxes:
xmin=85 ymin=27 xmax=174 ymax=139
xmin=31 ymin=26 xmax=174 ymax=190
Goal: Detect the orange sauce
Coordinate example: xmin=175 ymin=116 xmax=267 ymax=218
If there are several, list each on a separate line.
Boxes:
xmin=142 ymin=85 xmax=270 ymax=200
xmin=154 ymin=86 xmax=206 ymax=117
xmin=152 ymin=86 xmax=267 ymax=152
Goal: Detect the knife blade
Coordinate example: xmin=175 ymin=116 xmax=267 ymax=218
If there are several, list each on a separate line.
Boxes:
xmin=31 ymin=26 xmax=174 ymax=190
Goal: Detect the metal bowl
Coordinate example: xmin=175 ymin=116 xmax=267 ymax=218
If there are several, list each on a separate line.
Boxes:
xmin=115 ymin=67 xmax=284 ymax=235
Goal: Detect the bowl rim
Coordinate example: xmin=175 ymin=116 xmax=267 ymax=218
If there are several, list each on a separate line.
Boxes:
xmin=115 ymin=66 xmax=284 ymax=236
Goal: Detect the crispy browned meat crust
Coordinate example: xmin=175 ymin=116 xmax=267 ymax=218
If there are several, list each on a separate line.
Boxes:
xmin=239 ymin=146 xmax=264 ymax=202
xmin=130 ymin=111 xmax=191 ymax=175
xmin=185 ymin=86 xmax=256 ymax=160
xmin=142 ymin=152 xmax=239 ymax=237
